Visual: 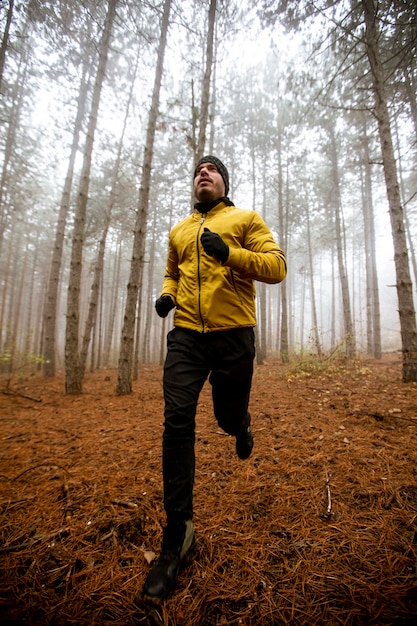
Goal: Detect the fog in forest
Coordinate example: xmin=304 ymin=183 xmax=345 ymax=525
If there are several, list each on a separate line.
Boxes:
xmin=1 ymin=0 xmax=416 ymax=390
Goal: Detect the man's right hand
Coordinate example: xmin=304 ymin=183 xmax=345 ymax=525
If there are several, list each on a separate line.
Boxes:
xmin=155 ymin=295 xmax=175 ymax=318
xmin=201 ymin=227 xmax=229 ymax=263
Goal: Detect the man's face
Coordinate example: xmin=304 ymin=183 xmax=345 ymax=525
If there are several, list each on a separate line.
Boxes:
xmin=194 ymin=162 xmax=225 ymax=202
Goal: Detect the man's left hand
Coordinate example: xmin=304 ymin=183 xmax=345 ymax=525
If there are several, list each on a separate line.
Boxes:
xmin=201 ymin=228 xmax=229 ymax=263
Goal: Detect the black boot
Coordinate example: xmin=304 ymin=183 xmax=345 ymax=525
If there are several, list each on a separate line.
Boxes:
xmin=142 ymin=519 xmax=196 ymax=602
xmin=236 ymin=426 xmax=253 ymax=460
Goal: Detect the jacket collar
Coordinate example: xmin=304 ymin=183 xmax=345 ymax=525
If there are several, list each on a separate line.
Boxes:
xmin=194 ymin=197 xmax=234 ymax=215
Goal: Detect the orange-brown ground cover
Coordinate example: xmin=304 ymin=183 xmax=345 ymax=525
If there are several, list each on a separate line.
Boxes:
xmin=1 ymin=353 xmax=416 ymax=625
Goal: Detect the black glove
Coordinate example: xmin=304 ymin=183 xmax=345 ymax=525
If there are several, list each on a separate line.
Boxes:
xmin=200 ymin=227 xmax=229 ymax=264
xmin=155 ymin=295 xmax=175 ymax=318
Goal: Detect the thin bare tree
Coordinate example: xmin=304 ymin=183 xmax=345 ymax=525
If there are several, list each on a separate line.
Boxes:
xmin=116 ymin=0 xmax=172 ymax=395
xmin=65 ymin=0 xmax=117 ymax=394
xmin=195 ymin=0 xmax=216 ymax=162
xmin=328 ymin=119 xmax=356 ymax=358
xmin=43 ymin=61 xmax=89 ymax=377
xmin=306 ymin=200 xmax=323 ymax=357
xmin=0 ymin=0 xmax=14 ymax=91
xmin=360 ymin=113 xmax=381 ymax=359
xmin=362 ymin=0 xmax=417 ymax=381
xmin=79 ymin=50 xmax=139 ymax=378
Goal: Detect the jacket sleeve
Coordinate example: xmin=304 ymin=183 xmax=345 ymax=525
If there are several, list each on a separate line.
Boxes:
xmin=225 ymin=211 xmax=287 ymax=284
xmin=160 ymin=237 xmax=180 ymax=303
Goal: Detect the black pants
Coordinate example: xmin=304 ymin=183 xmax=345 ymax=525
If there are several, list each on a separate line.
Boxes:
xmin=162 ymin=326 xmax=255 ymax=521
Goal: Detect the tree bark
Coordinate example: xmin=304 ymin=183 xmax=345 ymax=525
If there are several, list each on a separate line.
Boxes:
xmin=257 ymin=283 xmax=267 ymax=364
xmin=43 ymin=62 xmax=89 ymax=377
xmin=79 ymin=50 xmax=138 ymax=377
xmin=278 ymin=131 xmax=289 ymax=362
xmin=195 ymin=0 xmax=216 ymax=162
xmin=141 ymin=210 xmax=157 ymax=365
xmin=306 ymin=201 xmax=322 ymax=357
xmin=328 ymin=121 xmax=356 ymax=358
xmin=393 ymin=116 xmax=417 ymax=297
xmin=0 ymin=20 xmax=29 ymax=251
xmin=102 ymin=235 xmax=123 ymax=367
xmin=360 ymin=113 xmax=381 ymax=358
xmin=0 ymin=223 xmax=15 ymax=352
xmin=403 ymin=66 xmax=417 ymax=158
xmin=116 ymin=0 xmax=172 ymax=395
xmin=362 ymin=0 xmax=417 ymax=381
xmin=65 ymin=0 xmax=117 ymax=394
xmin=0 ymin=0 xmax=14 ymax=90
xmin=7 ymin=236 xmax=27 ymax=373
xmin=257 ymin=156 xmax=268 ymax=364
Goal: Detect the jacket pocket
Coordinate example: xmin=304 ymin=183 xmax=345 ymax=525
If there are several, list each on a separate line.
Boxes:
xmin=228 ymin=268 xmax=243 ymax=304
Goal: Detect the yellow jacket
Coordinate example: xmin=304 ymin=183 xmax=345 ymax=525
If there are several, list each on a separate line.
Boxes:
xmin=161 ymin=201 xmax=287 ymax=333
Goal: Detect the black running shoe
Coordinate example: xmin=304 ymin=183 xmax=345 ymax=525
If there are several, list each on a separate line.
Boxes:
xmin=142 ymin=519 xmax=196 ymax=602
xmin=236 ymin=426 xmax=254 ymax=460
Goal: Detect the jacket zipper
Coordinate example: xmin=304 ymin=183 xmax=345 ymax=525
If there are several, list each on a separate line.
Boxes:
xmin=197 ymin=215 xmax=206 ymax=332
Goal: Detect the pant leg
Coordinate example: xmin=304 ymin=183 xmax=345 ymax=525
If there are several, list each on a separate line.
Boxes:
xmin=162 ymin=328 xmax=209 ymax=521
xmin=209 ymin=327 xmax=255 ymax=437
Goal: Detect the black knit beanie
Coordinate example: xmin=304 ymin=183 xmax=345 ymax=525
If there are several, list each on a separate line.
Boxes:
xmin=194 ymin=155 xmax=229 ymax=197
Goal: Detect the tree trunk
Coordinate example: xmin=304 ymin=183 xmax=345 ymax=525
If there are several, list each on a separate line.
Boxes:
xmin=158 ymin=191 xmax=175 ymax=366
xmin=328 ymin=121 xmax=356 ymax=358
xmin=79 ymin=51 xmax=137 ymax=377
xmin=277 ymin=131 xmax=288 ymax=362
xmin=23 ymin=232 xmax=39 ymax=356
xmin=299 ymin=269 xmax=306 ymax=351
xmin=141 ymin=211 xmax=157 ymax=364
xmin=2 ymin=222 xmax=23 ymax=356
xmin=195 ymin=0 xmax=216 ymax=162
xmin=0 ymin=24 xmax=29 ymax=250
xmin=403 ymin=66 xmax=417 ymax=157
xmin=8 ymin=240 xmax=27 ymax=374
xmin=306 ymin=202 xmax=322 ymax=357
xmin=361 ymin=113 xmax=381 ymax=358
xmin=0 ymin=223 xmax=15 ymax=351
xmin=257 ymin=156 xmax=269 ymax=363
xmin=257 ymin=283 xmax=267 ymax=364
xmin=0 ymin=0 xmax=14 ymax=90
xmin=330 ymin=246 xmax=336 ymax=349
xmin=208 ymin=33 xmax=217 ymax=153
xmin=362 ymin=0 xmax=417 ymax=381
xmin=102 ymin=235 xmax=123 ymax=367
xmin=116 ymin=0 xmax=172 ymax=395
xmin=43 ymin=62 xmax=89 ymax=377
xmin=65 ymin=0 xmax=117 ymax=394
xmin=404 ymin=209 xmax=417 ymax=293
xmin=393 ymin=116 xmax=417 ymax=295
xmin=132 ymin=275 xmax=144 ymax=380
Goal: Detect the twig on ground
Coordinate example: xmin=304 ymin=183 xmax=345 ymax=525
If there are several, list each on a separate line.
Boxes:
xmin=0 ymin=527 xmax=69 ymax=554
xmin=111 ymin=498 xmax=139 ymax=509
xmin=12 ymin=463 xmax=72 ymax=481
xmin=321 ymin=471 xmax=333 ymax=520
xmin=355 ymin=410 xmax=417 ymax=424
xmin=2 ymin=388 xmax=42 ymax=402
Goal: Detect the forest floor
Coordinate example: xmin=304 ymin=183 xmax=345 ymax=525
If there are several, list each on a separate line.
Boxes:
xmin=0 ymin=352 xmax=417 ymax=625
